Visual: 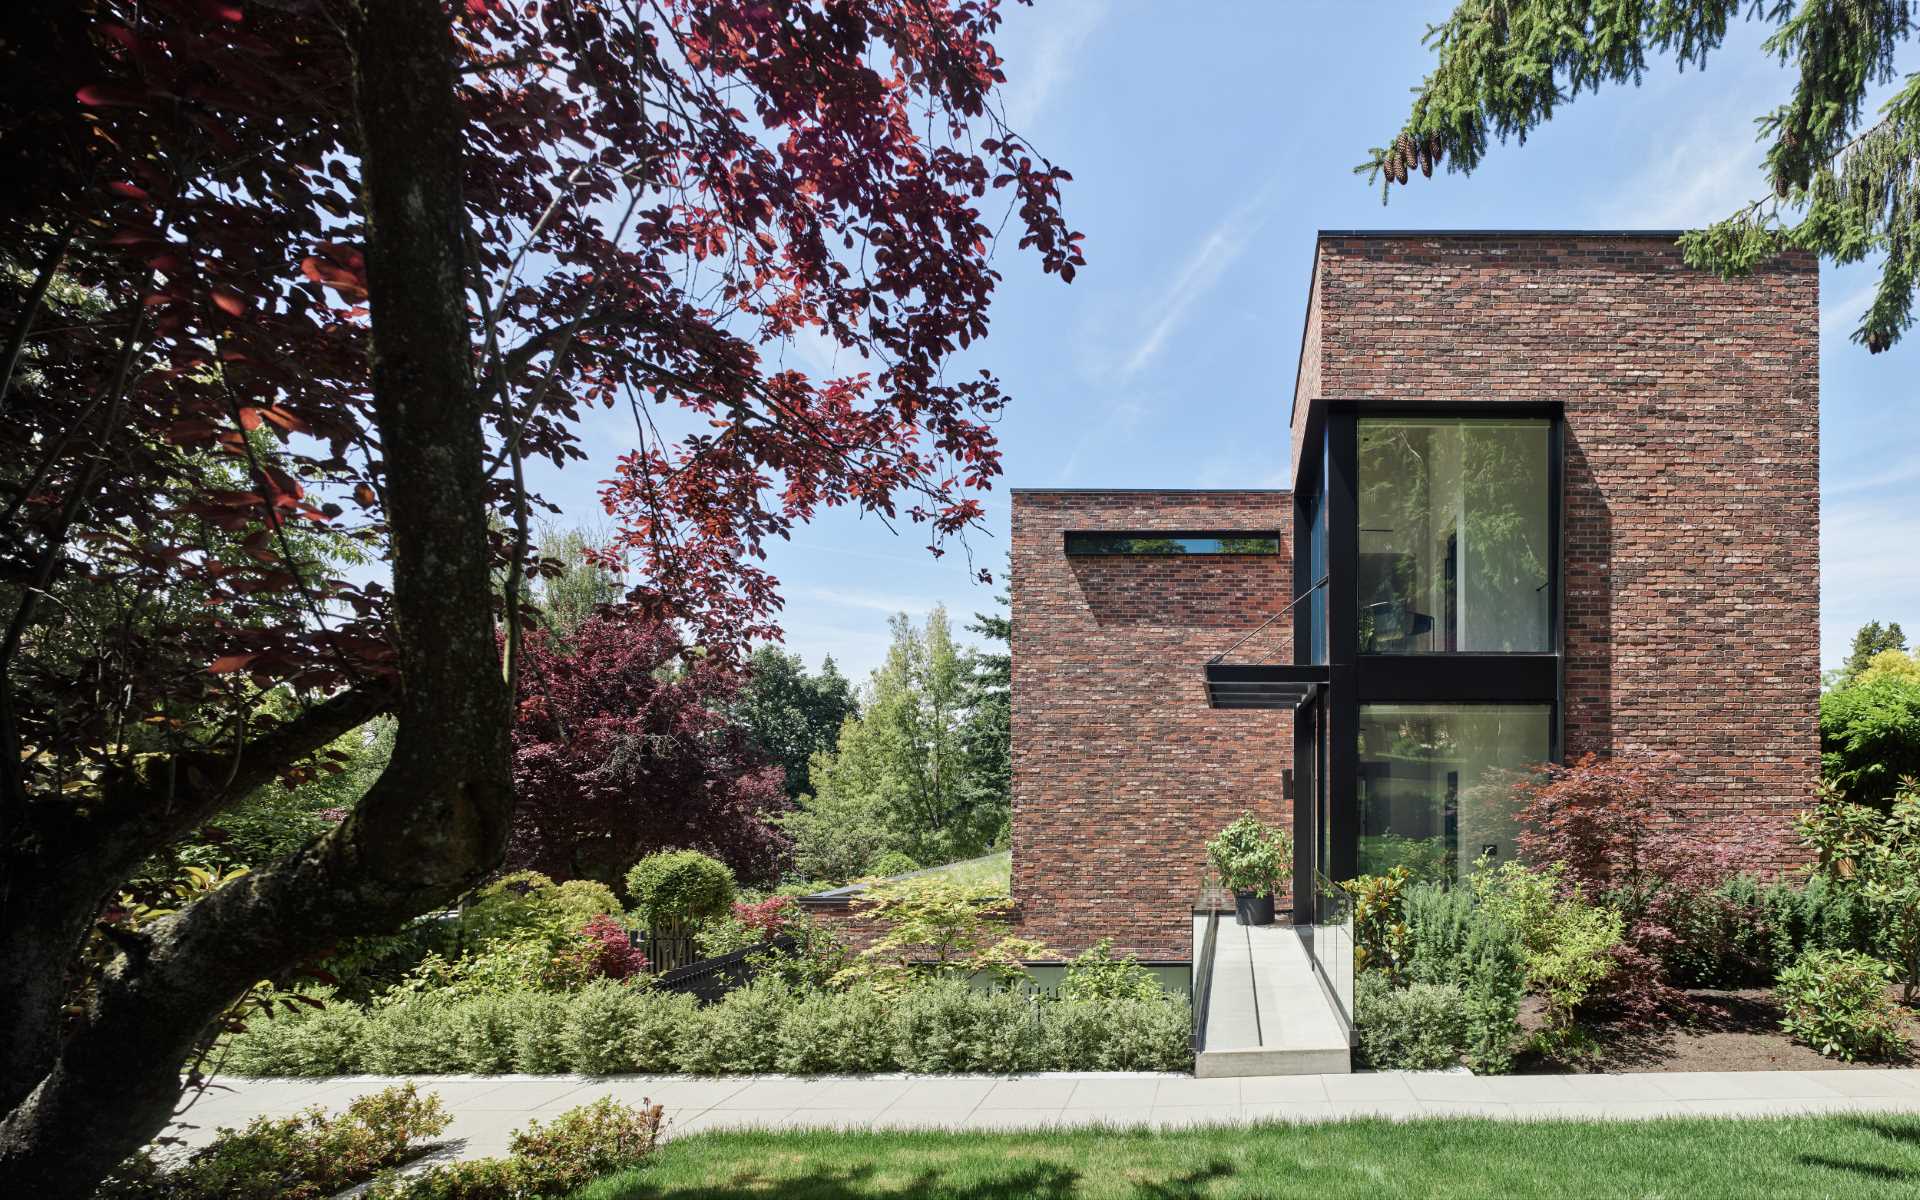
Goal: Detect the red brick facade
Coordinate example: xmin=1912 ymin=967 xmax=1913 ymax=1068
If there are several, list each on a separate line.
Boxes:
xmin=1010 ymin=233 xmax=1820 ymax=962
xmin=1303 ymin=234 xmax=1820 ymax=864
xmin=1010 ymin=491 xmax=1292 ymax=960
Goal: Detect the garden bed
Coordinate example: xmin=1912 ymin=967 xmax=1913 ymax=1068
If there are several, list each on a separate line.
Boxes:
xmin=1514 ymin=988 xmax=1920 ymax=1075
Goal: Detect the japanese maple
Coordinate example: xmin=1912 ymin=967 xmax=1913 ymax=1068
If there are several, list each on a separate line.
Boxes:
xmin=0 ymin=0 xmax=1075 ymax=1191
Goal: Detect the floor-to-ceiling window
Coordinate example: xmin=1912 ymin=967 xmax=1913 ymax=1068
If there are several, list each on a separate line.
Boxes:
xmin=1355 ymin=703 xmax=1552 ymax=881
xmin=1356 ymin=418 xmax=1551 ymax=654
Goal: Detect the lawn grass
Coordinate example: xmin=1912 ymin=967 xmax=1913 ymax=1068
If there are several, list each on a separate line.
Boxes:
xmin=903 ymin=850 xmax=1011 ymax=892
xmin=575 ymin=1114 xmax=1920 ymax=1199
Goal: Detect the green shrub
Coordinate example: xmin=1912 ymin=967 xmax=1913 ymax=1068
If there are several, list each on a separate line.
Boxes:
xmin=1777 ymin=949 xmax=1908 ymax=1061
xmin=1059 ymin=938 xmax=1162 ymax=1002
xmin=1799 ymin=785 xmax=1920 ymax=1002
xmin=1341 ymin=867 xmax=1411 ymax=979
xmin=1820 ymin=672 xmax=1920 ymax=808
xmin=1471 ymin=860 xmax=1621 ymax=1052
xmin=564 ymin=980 xmax=648 ymax=1075
xmin=365 ymin=1098 xmax=663 ymax=1200
xmin=892 ymin=981 xmax=1047 ymax=1073
xmin=1353 ymin=973 xmax=1468 ymax=1070
xmin=360 ymin=997 xmax=470 ymax=1075
xmin=625 ymin=850 xmax=738 ymax=932
xmin=443 ymin=992 xmax=521 ymax=1074
xmin=868 ymin=850 xmax=922 ymax=877
xmin=1052 ymin=995 xmax=1192 ymax=1071
xmin=99 ymin=1085 xmax=447 ymax=1200
xmin=1673 ymin=874 xmax=1875 ymax=986
xmin=674 ymin=978 xmax=793 ymax=1074
xmin=508 ymin=992 xmax=573 ymax=1074
xmin=776 ymin=986 xmax=898 ymax=1074
xmin=1205 ymin=813 xmax=1292 ymax=896
xmin=1402 ymin=882 xmax=1475 ymax=986
xmin=625 ymin=989 xmax=700 ymax=1073
xmin=224 ymin=994 xmax=368 ymax=1077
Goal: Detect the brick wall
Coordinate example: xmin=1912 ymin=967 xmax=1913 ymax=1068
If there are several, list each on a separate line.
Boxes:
xmin=1010 ymin=491 xmax=1293 ymax=959
xmin=1305 ymin=234 xmax=1821 ymax=865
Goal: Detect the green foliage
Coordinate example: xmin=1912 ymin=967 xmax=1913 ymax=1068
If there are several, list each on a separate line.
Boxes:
xmin=530 ymin=526 xmax=626 ymax=641
xmin=624 ymin=850 xmax=737 ymax=930
xmin=1798 ymin=784 xmax=1920 ymax=1001
xmin=1471 ymin=860 xmax=1622 ymax=1052
xmin=834 ymin=877 xmax=1050 ymax=993
xmin=1821 ymin=673 xmax=1920 ymax=807
xmin=365 ymin=1097 xmax=663 ymax=1200
xmin=1844 ymin=620 xmax=1913 ymax=682
xmin=98 ymin=1085 xmax=447 ymax=1200
xmin=867 ymin=850 xmax=922 ymax=878
xmin=1777 ymin=949 xmax=1908 ymax=1062
xmin=458 ymin=870 xmax=619 ymax=947
xmin=1353 ymin=973 xmax=1470 ymax=1071
xmin=1340 ymin=867 xmax=1411 ymax=979
xmin=1366 ymin=2 xmax=1920 ymax=354
xmin=1391 ymin=882 xmax=1524 ymax=1073
xmin=1671 ymin=873 xmax=1875 ymax=987
xmin=733 ymin=646 xmax=859 ymax=801
xmin=1059 ymin=938 xmax=1164 ymax=1002
xmin=227 ymin=975 xmax=1191 ymax=1078
xmin=1206 ymin=814 xmax=1293 ymax=897
xmin=782 ymin=606 xmax=1008 ymax=881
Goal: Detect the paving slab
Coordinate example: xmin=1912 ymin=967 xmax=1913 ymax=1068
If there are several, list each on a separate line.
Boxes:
xmin=155 ymin=1068 xmax=1920 ymax=1164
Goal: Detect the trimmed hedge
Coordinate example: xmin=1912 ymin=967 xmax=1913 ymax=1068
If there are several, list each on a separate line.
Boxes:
xmin=227 ymin=978 xmax=1192 ymax=1077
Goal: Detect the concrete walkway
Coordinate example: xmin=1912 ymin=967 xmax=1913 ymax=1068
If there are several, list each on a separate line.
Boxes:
xmin=167 ymin=1069 xmax=1920 ymax=1161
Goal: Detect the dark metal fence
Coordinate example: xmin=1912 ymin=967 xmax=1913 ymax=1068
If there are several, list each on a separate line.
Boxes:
xmin=651 ymin=934 xmax=797 ymax=1005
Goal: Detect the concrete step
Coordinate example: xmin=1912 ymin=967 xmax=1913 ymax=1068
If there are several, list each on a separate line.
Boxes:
xmin=1196 ymin=921 xmax=1350 ymax=1078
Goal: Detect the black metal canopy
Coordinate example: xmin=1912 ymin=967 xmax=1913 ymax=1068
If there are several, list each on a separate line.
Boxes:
xmin=1203 ymin=663 xmax=1328 ymax=710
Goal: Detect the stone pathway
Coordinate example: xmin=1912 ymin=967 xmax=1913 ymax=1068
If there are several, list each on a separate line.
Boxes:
xmin=167 ymin=1069 xmax=1920 ymax=1162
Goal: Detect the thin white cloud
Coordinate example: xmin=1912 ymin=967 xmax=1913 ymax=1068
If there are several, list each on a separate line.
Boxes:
xmin=1590 ymin=88 xmax=1770 ymax=228
xmin=1821 ymin=497 xmax=1920 ymax=670
xmin=1120 ymin=186 xmax=1275 ymax=380
xmin=802 ymin=585 xmax=935 ymax=617
xmin=1825 ymin=457 xmax=1920 ymax=497
xmin=1821 ymin=281 xmax=1878 ymax=342
xmin=998 ymin=0 xmax=1112 ymax=127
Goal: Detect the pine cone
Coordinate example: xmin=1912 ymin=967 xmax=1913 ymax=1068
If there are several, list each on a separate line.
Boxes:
xmin=1419 ymin=146 xmax=1434 ymax=177
xmin=1427 ymin=133 xmax=1443 ymax=166
xmin=1395 ymin=132 xmax=1415 ymax=167
xmin=1392 ymin=153 xmax=1409 ymax=185
xmin=1773 ymin=171 xmax=1790 ymax=199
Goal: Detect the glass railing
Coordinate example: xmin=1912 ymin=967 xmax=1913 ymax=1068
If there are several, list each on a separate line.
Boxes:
xmin=1308 ymin=872 xmax=1354 ymax=1039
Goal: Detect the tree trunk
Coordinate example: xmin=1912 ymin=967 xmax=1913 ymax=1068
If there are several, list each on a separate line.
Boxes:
xmin=0 ymin=2 xmax=509 ymax=1194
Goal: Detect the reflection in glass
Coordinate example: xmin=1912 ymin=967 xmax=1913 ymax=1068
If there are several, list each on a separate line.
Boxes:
xmin=1065 ymin=532 xmax=1280 ymax=556
xmin=1357 ymin=418 xmax=1550 ymax=653
xmin=1356 ymin=704 xmax=1551 ymax=882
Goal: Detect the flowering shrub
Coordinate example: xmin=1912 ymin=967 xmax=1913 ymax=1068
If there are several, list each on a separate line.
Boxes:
xmin=1798 ymin=783 xmax=1920 ymax=1002
xmin=1513 ymin=753 xmax=1738 ymax=1021
xmin=365 ymin=1097 xmax=664 ymax=1200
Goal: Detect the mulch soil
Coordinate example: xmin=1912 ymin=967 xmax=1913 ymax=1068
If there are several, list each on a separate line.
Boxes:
xmin=1513 ymin=987 xmax=1920 ymax=1074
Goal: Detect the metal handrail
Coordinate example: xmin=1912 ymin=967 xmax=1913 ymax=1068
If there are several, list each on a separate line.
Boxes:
xmin=1207 ymin=575 xmax=1327 ymax=665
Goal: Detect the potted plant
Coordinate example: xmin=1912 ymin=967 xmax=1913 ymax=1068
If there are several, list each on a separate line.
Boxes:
xmin=1206 ymin=814 xmax=1293 ymax=926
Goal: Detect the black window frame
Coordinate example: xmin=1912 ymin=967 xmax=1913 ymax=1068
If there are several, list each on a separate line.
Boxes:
xmin=1294 ymin=400 xmax=1564 ymax=888
xmin=1062 ymin=530 xmax=1283 ymax=556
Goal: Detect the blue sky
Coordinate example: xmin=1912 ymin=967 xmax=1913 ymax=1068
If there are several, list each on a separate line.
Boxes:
xmin=527 ymin=1 xmax=1919 ymax=683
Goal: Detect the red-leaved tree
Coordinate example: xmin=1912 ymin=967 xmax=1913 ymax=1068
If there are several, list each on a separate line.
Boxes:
xmin=1514 ymin=754 xmax=1744 ymax=1022
xmin=0 ymin=1 xmax=1076 ymax=1191
xmin=511 ymin=614 xmax=789 ymax=887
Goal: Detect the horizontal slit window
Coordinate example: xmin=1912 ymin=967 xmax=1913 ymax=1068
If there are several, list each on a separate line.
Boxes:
xmin=1064 ymin=531 xmax=1281 ymax=556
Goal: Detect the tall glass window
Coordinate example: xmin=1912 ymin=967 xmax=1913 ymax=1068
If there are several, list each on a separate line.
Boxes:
xmin=1356 ymin=703 xmax=1551 ymax=882
xmin=1304 ymin=468 xmax=1328 ymax=665
xmin=1357 ymin=417 xmax=1550 ymax=653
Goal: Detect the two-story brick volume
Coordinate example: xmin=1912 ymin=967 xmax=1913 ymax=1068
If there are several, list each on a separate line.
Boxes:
xmin=1011 ymin=231 xmax=1820 ymax=965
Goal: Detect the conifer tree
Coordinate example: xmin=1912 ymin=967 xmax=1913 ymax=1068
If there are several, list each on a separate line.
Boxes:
xmin=1364 ymin=1 xmax=1920 ymax=353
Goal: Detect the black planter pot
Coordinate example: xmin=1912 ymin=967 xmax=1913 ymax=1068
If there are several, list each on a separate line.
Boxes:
xmin=1233 ymin=890 xmax=1275 ymax=926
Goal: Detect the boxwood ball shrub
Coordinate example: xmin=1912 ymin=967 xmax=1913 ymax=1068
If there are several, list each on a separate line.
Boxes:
xmin=1777 ymin=949 xmax=1908 ymax=1062
xmin=625 ymin=850 xmax=738 ymax=932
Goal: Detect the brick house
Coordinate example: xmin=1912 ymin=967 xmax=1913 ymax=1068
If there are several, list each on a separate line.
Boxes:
xmin=1011 ymin=230 xmax=1820 ymax=977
